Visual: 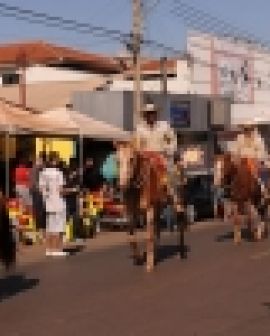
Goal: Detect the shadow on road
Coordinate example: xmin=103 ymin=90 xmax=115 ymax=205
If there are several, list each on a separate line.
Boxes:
xmin=0 ymin=274 xmax=39 ymax=302
xmin=215 ymin=231 xmax=234 ymax=242
xmin=215 ymin=228 xmax=254 ymax=243
xmin=262 ymin=302 xmax=270 ymax=310
xmin=157 ymin=244 xmax=191 ymax=263
xmin=63 ymin=244 xmax=86 ymax=256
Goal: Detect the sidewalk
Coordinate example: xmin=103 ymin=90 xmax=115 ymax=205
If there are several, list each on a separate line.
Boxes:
xmin=15 ymin=220 xmax=227 ymax=267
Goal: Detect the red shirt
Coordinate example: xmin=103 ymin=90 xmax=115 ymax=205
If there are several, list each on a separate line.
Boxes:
xmin=15 ymin=165 xmax=30 ymax=187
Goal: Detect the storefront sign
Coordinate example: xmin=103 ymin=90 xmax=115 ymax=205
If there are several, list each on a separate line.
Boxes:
xmin=182 ymin=146 xmax=205 ymax=167
xmin=170 ymin=101 xmax=191 ymax=128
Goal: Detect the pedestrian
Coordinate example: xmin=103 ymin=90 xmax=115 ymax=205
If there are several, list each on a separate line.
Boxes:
xmin=83 ymin=158 xmax=100 ymax=192
xmin=101 ymin=151 xmax=118 ymax=197
xmin=65 ymin=159 xmax=82 ymax=242
xmin=30 ymin=153 xmax=47 ymax=242
xmin=15 ymin=157 xmax=32 ymax=215
xmin=39 ymin=152 xmax=68 ymax=257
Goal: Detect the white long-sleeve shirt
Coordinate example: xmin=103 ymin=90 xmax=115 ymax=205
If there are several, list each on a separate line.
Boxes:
xmin=229 ymin=130 xmax=268 ymax=161
xmin=135 ymin=120 xmax=177 ymax=154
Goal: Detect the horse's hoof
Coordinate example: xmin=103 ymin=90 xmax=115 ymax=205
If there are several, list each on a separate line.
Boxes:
xmin=180 ymin=252 xmax=188 ymax=259
xmin=133 ymin=256 xmax=144 ymax=266
xmin=146 ymin=264 xmax=154 ymax=272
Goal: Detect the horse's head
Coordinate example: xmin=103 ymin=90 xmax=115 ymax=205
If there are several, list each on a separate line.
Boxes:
xmin=118 ymin=141 xmax=136 ymax=188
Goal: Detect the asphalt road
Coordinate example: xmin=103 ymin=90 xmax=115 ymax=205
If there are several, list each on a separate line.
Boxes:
xmin=1 ymin=222 xmax=270 ymax=336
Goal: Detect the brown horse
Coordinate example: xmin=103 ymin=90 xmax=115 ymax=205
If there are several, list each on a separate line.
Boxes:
xmin=119 ymin=144 xmax=186 ymax=272
xmin=221 ymin=153 xmax=266 ymax=243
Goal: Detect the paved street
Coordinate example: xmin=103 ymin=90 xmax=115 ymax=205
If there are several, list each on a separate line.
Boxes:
xmin=1 ymin=221 xmax=270 ymax=336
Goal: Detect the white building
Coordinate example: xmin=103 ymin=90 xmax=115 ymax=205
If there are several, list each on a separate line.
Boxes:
xmin=112 ymin=31 xmax=270 ymax=125
xmin=111 ymin=57 xmax=192 ymax=94
xmin=0 ymin=40 xmax=121 ymax=110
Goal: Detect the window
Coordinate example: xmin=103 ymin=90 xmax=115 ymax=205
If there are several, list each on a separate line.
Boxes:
xmin=2 ymin=73 xmax=20 ymax=86
xmin=243 ymin=73 xmax=249 ymax=82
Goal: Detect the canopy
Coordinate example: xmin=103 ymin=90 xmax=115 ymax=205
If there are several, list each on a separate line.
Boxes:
xmin=43 ymin=107 xmax=131 ymax=140
xmin=0 ymin=98 xmax=76 ymax=134
xmin=0 ymin=98 xmax=131 ymax=140
xmin=231 ymin=104 xmax=270 ymax=126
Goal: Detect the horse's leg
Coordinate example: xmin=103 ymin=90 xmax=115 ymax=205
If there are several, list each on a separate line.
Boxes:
xmin=176 ymin=209 xmax=187 ymax=259
xmin=156 ymin=204 xmax=161 ymax=244
xmin=126 ymin=191 xmax=141 ymax=264
xmin=146 ymin=206 xmax=155 ymax=272
xmin=250 ymin=203 xmax=263 ymax=242
xmin=232 ymin=204 xmax=241 ymax=244
xmin=264 ymin=204 xmax=270 ymax=238
xmin=244 ymin=203 xmax=252 ymax=241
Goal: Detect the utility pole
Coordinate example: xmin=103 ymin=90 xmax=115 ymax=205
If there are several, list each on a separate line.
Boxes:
xmin=17 ymin=50 xmax=27 ymax=109
xmin=132 ymin=0 xmax=142 ymax=128
xmin=160 ymin=56 xmax=168 ymax=119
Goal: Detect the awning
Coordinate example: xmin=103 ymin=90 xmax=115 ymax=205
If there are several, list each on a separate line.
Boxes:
xmin=0 ymin=98 xmax=131 ymax=140
xmin=231 ymin=104 xmax=270 ymax=125
xmin=43 ymin=107 xmax=131 ymax=140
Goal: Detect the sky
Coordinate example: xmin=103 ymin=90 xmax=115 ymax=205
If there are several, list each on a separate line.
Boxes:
xmin=0 ymin=0 xmax=269 ymax=57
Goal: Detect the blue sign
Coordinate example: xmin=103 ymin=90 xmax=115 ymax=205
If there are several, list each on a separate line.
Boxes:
xmin=170 ymin=101 xmax=191 ymax=128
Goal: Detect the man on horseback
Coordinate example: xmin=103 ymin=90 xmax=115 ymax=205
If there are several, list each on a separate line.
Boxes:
xmin=134 ymin=102 xmax=177 ymax=190
xmin=230 ymin=123 xmax=268 ymax=167
xmin=130 ymin=103 xmax=186 ymax=270
xmin=227 ymin=122 xmax=269 ymax=242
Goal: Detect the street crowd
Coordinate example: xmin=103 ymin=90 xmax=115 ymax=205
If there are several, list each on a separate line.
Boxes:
xmin=11 ymin=150 xmax=118 ymax=257
xmin=1 ymin=102 xmax=270 ymax=264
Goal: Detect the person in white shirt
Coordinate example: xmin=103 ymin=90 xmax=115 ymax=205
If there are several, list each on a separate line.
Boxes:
xmin=134 ymin=103 xmax=177 ymax=155
xmin=134 ymin=103 xmax=178 ymax=230
xmin=230 ymin=124 xmax=268 ymax=163
xmin=39 ymin=153 xmax=68 ymax=257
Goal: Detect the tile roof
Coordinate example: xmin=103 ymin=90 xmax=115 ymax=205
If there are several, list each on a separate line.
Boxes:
xmin=0 ymin=40 xmax=121 ymax=73
xmin=140 ymin=58 xmax=177 ymax=72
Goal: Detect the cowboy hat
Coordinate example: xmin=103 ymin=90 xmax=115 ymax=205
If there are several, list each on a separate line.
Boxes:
xmin=141 ymin=103 xmax=158 ymax=114
xmin=238 ymin=121 xmax=255 ymax=131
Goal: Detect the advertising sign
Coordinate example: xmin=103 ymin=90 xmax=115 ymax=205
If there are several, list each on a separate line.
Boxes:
xmin=218 ymin=57 xmax=251 ymax=103
xmin=182 ymin=145 xmax=205 ymax=167
xmin=170 ymin=101 xmax=191 ymax=128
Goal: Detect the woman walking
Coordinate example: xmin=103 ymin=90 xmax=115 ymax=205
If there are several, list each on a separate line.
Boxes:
xmin=39 ymin=153 xmax=68 ymax=257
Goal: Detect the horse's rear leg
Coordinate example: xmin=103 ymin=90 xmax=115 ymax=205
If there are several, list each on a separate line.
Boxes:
xmin=176 ymin=211 xmax=187 ymax=259
xmin=146 ymin=207 xmax=155 ymax=272
xmin=234 ymin=222 xmax=241 ymax=244
xmin=232 ymin=205 xmax=241 ymax=244
xmin=127 ymin=211 xmax=141 ymax=264
xmin=249 ymin=204 xmax=263 ymax=242
xmin=264 ymin=205 xmax=270 ymax=238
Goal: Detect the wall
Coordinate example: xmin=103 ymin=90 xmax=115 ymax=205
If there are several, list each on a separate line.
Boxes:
xmin=72 ymin=91 xmax=126 ymax=130
xmin=231 ymin=103 xmax=270 ymax=125
xmin=187 ymin=30 xmax=270 ymax=105
xmin=72 ymin=90 xmax=227 ymax=133
xmin=110 ymin=60 xmax=191 ymax=94
xmin=0 ymin=65 xmax=96 ymax=86
xmin=25 ymin=65 xmax=95 ymax=84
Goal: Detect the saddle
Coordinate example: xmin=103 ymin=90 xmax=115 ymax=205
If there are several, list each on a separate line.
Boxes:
xmin=230 ymin=157 xmax=261 ymax=208
xmin=135 ymin=152 xmax=168 ymax=208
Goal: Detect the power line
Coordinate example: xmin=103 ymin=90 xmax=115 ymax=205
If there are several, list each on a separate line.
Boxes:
xmin=171 ymin=0 xmax=270 ymax=48
xmin=0 ymin=0 xmax=269 ymax=90
xmin=0 ymin=1 xmax=183 ymax=56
